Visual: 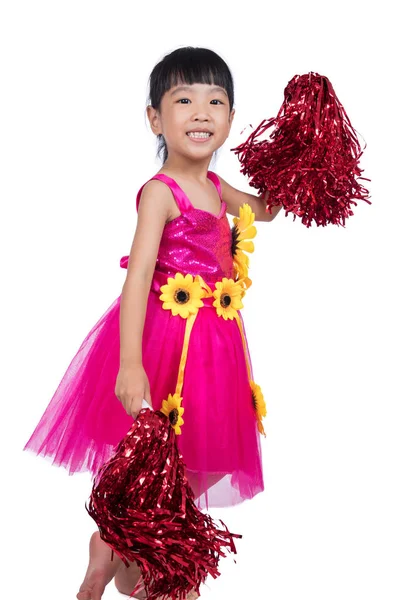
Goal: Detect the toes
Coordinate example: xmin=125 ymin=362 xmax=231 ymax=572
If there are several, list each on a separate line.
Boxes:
xmin=76 ymin=592 xmax=92 ymax=600
xmin=77 ymin=584 xmax=103 ymax=600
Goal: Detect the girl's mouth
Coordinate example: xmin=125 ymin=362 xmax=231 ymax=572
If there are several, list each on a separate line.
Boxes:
xmin=186 ymin=132 xmax=213 ymax=143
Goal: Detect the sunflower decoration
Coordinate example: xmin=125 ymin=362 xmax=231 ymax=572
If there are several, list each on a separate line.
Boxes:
xmin=250 ymin=381 xmax=267 ymax=437
xmin=231 ymin=203 xmax=257 ymax=283
xmin=159 ymin=272 xmax=205 ymax=319
xmin=160 ymin=392 xmax=185 ymax=435
xmin=212 ymin=278 xmax=245 ymax=321
xmin=233 ymin=249 xmax=250 ymax=282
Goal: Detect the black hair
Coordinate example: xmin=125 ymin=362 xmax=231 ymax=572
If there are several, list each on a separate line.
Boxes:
xmin=146 ymin=46 xmax=235 ymax=165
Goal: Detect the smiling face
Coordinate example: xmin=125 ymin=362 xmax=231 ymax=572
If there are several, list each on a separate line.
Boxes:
xmin=147 ymin=82 xmax=235 ymax=162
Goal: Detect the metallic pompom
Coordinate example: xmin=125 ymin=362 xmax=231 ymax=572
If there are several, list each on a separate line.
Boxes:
xmin=86 ymin=408 xmax=242 ymax=600
xmin=231 ymin=72 xmax=371 ymax=227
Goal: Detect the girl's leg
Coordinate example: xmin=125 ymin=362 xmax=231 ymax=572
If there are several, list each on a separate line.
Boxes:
xmin=76 ymin=530 xmax=123 ymax=600
xmin=115 ymin=471 xmax=225 ymax=599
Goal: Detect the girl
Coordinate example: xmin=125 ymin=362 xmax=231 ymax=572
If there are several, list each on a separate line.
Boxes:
xmin=23 ymin=46 xmax=282 ymax=600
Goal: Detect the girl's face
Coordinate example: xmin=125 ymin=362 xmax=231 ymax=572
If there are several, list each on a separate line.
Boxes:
xmin=147 ymin=82 xmax=235 ymax=161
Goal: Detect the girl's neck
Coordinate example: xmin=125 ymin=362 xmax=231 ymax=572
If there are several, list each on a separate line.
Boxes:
xmin=159 ymin=158 xmax=213 ymax=184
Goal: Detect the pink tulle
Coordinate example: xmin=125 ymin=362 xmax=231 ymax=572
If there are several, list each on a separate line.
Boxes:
xmin=24 ymin=289 xmax=264 ymax=510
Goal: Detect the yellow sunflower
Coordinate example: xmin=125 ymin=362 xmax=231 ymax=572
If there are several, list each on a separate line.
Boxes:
xmin=250 ymin=381 xmax=267 ymax=437
xmin=159 ymin=272 xmax=205 ymax=319
xmin=212 ymin=278 xmax=245 ymax=320
xmin=160 ymin=392 xmax=185 ymax=435
xmin=233 ymin=247 xmax=249 ymax=281
xmin=231 ymin=203 xmax=257 ymax=281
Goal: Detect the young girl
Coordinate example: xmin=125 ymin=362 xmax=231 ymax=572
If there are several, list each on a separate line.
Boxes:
xmin=23 ymin=46 xmax=282 ymax=600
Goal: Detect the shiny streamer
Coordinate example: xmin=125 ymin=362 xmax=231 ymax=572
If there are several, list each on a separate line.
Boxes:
xmin=86 ymin=409 xmax=242 ymax=600
xmin=230 ymin=72 xmax=371 ymax=227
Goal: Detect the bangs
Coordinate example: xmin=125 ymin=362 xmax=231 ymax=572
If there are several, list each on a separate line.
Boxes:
xmin=149 ymin=47 xmax=234 ymax=111
xmin=165 ymin=63 xmax=230 ymax=96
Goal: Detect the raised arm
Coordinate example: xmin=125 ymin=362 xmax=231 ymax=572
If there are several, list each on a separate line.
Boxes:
xmin=218 ymin=174 xmax=282 ymax=222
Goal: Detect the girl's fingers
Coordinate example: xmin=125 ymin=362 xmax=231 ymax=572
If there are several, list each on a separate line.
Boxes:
xmin=131 ymin=397 xmax=143 ymax=418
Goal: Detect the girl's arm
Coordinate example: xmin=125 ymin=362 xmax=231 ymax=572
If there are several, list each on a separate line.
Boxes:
xmin=119 ymin=180 xmax=172 ymax=367
xmin=218 ymin=175 xmax=282 ymax=222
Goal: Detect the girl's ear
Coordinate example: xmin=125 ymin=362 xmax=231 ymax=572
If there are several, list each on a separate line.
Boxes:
xmin=146 ymin=105 xmax=162 ymax=135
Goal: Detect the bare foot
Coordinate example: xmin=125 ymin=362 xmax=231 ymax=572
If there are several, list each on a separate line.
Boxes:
xmin=77 ymin=530 xmax=122 ymax=600
xmin=115 ymin=560 xmax=147 ymax=598
xmin=115 ymin=561 xmax=200 ymax=599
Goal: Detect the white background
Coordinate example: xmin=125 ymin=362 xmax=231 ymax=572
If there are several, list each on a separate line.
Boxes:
xmin=1 ymin=1 xmax=399 ymax=599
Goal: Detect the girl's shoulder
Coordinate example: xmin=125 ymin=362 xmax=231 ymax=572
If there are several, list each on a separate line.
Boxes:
xmin=136 ymin=177 xmax=176 ymax=222
xmin=136 ymin=176 xmax=174 ymax=205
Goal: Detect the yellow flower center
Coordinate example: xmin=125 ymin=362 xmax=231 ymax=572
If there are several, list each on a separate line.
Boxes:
xmin=251 ymin=391 xmax=257 ymax=410
xmin=169 ymin=407 xmax=179 ymax=426
xmin=220 ymin=293 xmax=232 ymax=308
xmin=174 ymin=288 xmax=190 ymax=304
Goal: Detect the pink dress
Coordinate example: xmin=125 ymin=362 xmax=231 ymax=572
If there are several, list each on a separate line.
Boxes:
xmin=23 ymin=170 xmax=264 ymax=511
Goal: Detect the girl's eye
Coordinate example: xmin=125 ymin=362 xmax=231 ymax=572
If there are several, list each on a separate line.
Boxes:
xmin=177 ymin=99 xmax=223 ymax=105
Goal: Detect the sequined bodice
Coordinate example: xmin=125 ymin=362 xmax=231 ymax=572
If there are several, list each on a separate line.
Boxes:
xmin=125 ymin=171 xmax=235 ymax=290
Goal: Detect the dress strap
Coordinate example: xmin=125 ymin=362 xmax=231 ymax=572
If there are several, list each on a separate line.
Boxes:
xmin=136 ymin=171 xmax=222 ymax=213
xmin=207 ymin=170 xmax=222 ymax=200
xmin=135 ymin=173 xmax=192 ymax=214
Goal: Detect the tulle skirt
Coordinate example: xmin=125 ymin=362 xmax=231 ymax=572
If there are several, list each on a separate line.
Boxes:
xmin=23 ymin=287 xmax=265 ymax=511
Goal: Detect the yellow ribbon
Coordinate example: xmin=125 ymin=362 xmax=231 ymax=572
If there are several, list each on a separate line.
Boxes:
xmin=174 ymin=275 xmax=213 ymax=396
xmin=173 ymin=274 xmax=252 ymax=397
xmin=175 ymin=311 xmax=197 ymax=396
xmin=234 ymin=313 xmax=252 ymax=382
xmin=195 ymin=274 xmax=213 ymax=298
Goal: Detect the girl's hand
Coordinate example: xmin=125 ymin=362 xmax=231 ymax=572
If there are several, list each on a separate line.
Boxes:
xmin=115 ymin=363 xmax=153 ymax=418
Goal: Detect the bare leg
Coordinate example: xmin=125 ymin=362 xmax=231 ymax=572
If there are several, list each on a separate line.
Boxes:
xmin=113 ymin=558 xmax=147 ymax=599
xmin=114 ymin=471 xmax=225 ymax=598
xmin=76 ymin=531 xmax=122 ymax=600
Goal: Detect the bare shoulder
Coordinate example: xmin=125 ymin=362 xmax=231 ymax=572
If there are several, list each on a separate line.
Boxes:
xmin=138 ymin=178 xmax=174 ymax=224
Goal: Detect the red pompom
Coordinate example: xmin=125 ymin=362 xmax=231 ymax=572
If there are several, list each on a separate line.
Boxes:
xmin=231 ymin=72 xmax=371 ymax=227
xmin=86 ymin=408 xmax=242 ymax=600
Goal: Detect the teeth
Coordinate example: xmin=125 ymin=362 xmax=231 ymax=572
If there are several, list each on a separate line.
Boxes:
xmin=187 ymin=132 xmax=211 ymax=138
